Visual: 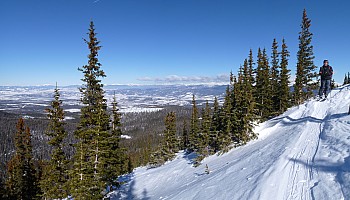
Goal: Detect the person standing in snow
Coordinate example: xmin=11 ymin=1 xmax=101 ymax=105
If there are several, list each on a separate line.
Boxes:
xmin=318 ymin=59 xmax=333 ymax=98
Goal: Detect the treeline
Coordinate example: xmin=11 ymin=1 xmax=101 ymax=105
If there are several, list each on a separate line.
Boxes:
xmin=148 ymin=9 xmax=319 ymax=167
xmin=150 ymin=38 xmax=291 ymax=166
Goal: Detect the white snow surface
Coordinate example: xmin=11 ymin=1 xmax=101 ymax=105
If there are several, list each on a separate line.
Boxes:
xmin=111 ymin=85 xmax=350 ymax=200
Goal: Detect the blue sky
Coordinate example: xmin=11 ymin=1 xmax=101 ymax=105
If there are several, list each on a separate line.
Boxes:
xmin=1 ymin=0 xmax=349 ymax=86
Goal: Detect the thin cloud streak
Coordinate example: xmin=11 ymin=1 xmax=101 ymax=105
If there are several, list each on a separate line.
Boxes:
xmin=137 ymin=74 xmax=230 ymax=84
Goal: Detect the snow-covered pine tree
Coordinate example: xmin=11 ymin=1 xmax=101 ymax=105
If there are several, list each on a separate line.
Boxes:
xmin=6 ymin=118 xmax=38 ymax=200
xmin=293 ymin=9 xmax=317 ymax=105
xmin=69 ymin=21 xmax=110 ymax=199
xmin=278 ymin=39 xmax=291 ymax=113
xmin=40 ymin=85 xmax=69 ymax=199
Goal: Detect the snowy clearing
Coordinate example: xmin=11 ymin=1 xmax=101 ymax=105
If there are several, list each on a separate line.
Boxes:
xmin=112 ymin=85 xmax=350 ymax=200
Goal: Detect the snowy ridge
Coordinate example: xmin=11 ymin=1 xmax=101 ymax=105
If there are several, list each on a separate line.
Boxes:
xmin=112 ymin=85 xmax=350 ymax=200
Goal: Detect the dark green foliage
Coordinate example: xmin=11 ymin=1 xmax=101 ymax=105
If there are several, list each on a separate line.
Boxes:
xmin=181 ymin=120 xmax=189 ymax=150
xmin=218 ymin=86 xmax=233 ymax=153
xmin=270 ymin=39 xmax=280 ymax=115
xmin=149 ymin=112 xmax=178 ymax=167
xmin=255 ymin=48 xmax=273 ymax=121
xmin=102 ymin=94 xmax=129 ymax=187
xmin=189 ymin=95 xmax=200 ymax=152
xmin=240 ymin=59 xmax=257 ymax=141
xmin=343 ymin=72 xmax=350 ymax=85
xmin=209 ymin=97 xmax=220 ymax=153
xmin=278 ymin=39 xmax=291 ymax=113
xmin=293 ymin=9 xmax=317 ymax=104
xmin=196 ymin=101 xmax=211 ymax=162
xmin=40 ymin=85 xmax=69 ymax=199
xmin=69 ymin=21 xmax=111 ymax=199
xmin=5 ymin=118 xmax=38 ymax=200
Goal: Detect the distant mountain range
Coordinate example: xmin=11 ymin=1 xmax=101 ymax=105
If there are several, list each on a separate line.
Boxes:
xmin=0 ymin=84 xmax=227 ymax=117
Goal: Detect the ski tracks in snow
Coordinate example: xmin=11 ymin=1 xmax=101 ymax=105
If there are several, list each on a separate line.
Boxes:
xmin=260 ymin=98 xmax=332 ymax=200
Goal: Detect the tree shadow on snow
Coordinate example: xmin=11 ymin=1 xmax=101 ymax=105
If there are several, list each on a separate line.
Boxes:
xmin=182 ymin=151 xmax=198 ymax=165
xmin=290 ymin=156 xmax=350 ymax=199
xmin=109 ymin=172 xmax=150 ymax=200
xmin=279 ymin=112 xmax=349 ymax=126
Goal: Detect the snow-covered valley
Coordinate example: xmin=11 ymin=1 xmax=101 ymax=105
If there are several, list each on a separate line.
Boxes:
xmin=112 ymin=85 xmax=350 ymax=200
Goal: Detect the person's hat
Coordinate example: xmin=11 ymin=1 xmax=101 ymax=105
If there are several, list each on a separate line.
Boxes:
xmin=324 ymin=59 xmax=329 ymax=63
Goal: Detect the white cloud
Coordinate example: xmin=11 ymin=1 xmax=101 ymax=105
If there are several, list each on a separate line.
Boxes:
xmin=137 ymin=74 xmax=230 ymax=84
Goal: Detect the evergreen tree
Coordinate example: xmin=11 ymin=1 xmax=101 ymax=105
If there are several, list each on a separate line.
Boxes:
xmin=255 ymin=48 xmax=272 ymax=121
xmin=279 ymin=39 xmax=291 ymax=113
xmin=163 ymin=112 xmax=178 ymax=159
xmin=218 ymin=85 xmax=233 ymax=153
xmin=270 ymin=38 xmax=280 ymax=115
xmin=102 ymin=93 xmax=128 ymax=187
xmin=209 ymin=97 xmax=220 ymax=152
xmin=241 ymin=59 xmax=256 ymax=141
xmin=248 ymin=49 xmax=256 ymax=92
xmin=344 ymin=74 xmax=348 ymax=85
xmin=149 ymin=112 xmax=177 ymax=167
xmin=181 ymin=120 xmax=189 ymax=150
xmin=189 ymin=95 xmax=200 ymax=152
xmin=40 ymin=85 xmax=69 ymax=199
xmin=69 ymin=21 xmax=110 ymax=199
xmin=6 ymin=118 xmax=38 ymax=200
xmin=293 ymin=9 xmax=317 ymax=104
xmin=198 ymin=101 xmax=211 ymax=158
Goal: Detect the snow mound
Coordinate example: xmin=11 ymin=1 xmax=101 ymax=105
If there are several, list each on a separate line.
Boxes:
xmin=112 ymin=85 xmax=350 ymax=200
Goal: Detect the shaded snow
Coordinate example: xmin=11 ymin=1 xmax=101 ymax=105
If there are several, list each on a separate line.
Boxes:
xmin=111 ymin=85 xmax=350 ymax=200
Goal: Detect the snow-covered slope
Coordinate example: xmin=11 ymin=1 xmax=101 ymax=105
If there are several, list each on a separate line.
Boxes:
xmin=112 ymin=85 xmax=350 ymax=200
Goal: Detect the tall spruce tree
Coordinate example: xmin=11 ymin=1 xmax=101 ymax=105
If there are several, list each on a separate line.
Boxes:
xmin=189 ymin=95 xmax=200 ymax=152
xmin=209 ymin=97 xmax=220 ymax=153
xmin=6 ymin=118 xmax=38 ymax=200
xmin=163 ymin=111 xmax=178 ymax=159
xmin=102 ymin=93 xmax=128 ymax=187
xmin=279 ymin=39 xmax=291 ymax=113
xmin=40 ymin=85 xmax=69 ymax=199
xmin=218 ymin=86 xmax=233 ymax=153
xmin=241 ymin=59 xmax=256 ymax=141
xmin=69 ymin=21 xmax=110 ymax=199
xmin=198 ymin=101 xmax=211 ymax=158
xmin=271 ymin=39 xmax=280 ymax=115
xmin=344 ymin=74 xmax=348 ymax=85
xmin=293 ymin=9 xmax=317 ymax=104
xmin=255 ymin=48 xmax=272 ymax=121
xmin=149 ymin=112 xmax=177 ymax=167
xmin=181 ymin=120 xmax=189 ymax=150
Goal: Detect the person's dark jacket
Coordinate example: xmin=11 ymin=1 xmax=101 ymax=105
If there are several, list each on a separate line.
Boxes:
xmin=319 ymin=65 xmax=333 ymax=80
